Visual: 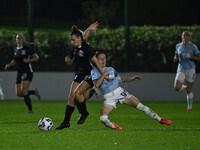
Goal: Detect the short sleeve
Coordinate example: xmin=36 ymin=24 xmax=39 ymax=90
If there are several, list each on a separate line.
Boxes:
xmin=192 ymin=44 xmax=200 ymax=55
xmin=26 ymin=45 xmax=35 ymax=55
xmin=110 ymin=67 xmax=118 ymax=77
xmin=91 ymin=68 xmax=101 ymax=80
xmin=83 ymin=41 xmax=96 ymax=59
xmin=175 ymin=44 xmax=178 ymax=54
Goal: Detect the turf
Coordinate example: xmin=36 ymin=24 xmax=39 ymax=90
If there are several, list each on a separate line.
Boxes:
xmin=0 ymin=100 xmax=200 ymax=150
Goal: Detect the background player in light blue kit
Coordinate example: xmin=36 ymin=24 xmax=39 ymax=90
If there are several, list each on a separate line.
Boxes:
xmin=173 ymin=31 xmax=200 ymax=112
xmin=91 ymin=52 xmax=171 ymax=130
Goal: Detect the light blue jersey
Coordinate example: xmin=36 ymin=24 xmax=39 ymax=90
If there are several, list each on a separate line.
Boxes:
xmin=175 ymin=42 xmax=200 ymax=71
xmin=91 ymin=67 xmax=121 ymax=94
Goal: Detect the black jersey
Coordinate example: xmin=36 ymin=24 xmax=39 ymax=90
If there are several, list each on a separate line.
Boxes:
xmin=69 ymin=40 xmax=96 ymax=73
xmin=13 ymin=45 xmax=35 ymax=73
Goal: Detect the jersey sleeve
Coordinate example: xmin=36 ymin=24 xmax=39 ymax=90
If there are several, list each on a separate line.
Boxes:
xmin=192 ymin=44 xmax=200 ymax=55
xmin=111 ymin=67 xmax=118 ymax=77
xmin=26 ymin=46 xmax=35 ymax=56
xmin=175 ymin=44 xmax=179 ymax=54
xmin=84 ymin=41 xmax=96 ymax=59
xmin=91 ymin=68 xmax=101 ymax=80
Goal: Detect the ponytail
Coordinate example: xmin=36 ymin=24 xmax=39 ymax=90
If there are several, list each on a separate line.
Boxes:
xmin=70 ymin=25 xmax=83 ymax=39
xmin=24 ymin=40 xmax=40 ymax=46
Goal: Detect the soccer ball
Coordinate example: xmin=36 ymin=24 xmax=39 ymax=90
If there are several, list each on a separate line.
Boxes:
xmin=38 ymin=117 xmax=53 ymax=131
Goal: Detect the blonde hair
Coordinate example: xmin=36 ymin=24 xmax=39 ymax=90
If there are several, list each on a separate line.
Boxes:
xmin=16 ymin=33 xmax=40 ymax=45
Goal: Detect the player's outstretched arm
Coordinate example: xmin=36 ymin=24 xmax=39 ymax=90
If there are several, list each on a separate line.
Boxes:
xmin=119 ymin=75 xmax=142 ymax=82
xmin=83 ymin=21 xmax=99 ymax=40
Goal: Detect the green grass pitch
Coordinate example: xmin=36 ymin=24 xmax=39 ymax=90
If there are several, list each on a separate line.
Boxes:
xmin=0 ymin=100 xmax=200 ymax=150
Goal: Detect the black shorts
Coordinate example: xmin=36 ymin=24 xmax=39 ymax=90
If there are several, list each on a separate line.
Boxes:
xmin=16 ymin=72 xmax=33 ymax=84
xmin=74 ymin=72 xmax=94 ymax=87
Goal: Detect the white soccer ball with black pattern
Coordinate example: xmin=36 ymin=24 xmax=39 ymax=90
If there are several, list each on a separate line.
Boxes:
xmin=38 ymin=117 xmax=53 ymax=131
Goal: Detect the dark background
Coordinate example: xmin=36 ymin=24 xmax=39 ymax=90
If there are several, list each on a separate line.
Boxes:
xmin=0 ymin=0 xmax=200 ymax=28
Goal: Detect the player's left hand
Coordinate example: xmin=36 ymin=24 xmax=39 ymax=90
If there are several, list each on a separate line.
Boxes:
xmin=89 ymin=21 xmax=99 ymax=30
xmin=189 ymin=54 xmax=195 ymax=60
xmin=131 ymin=75 xmax=142 ymax=81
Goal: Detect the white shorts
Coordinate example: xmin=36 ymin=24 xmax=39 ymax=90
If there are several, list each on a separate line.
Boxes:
xmin=175 ymin=69 xmax=196 ymax=83
xmin=103 ymin=87 xmax=132 ymax=108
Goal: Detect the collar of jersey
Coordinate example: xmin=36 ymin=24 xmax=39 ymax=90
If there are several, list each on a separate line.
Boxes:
xmin=17 ymin=46 xmax=23 ymax=49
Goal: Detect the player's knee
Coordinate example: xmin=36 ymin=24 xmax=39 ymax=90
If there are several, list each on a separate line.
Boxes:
xmin=174 ymin=82 xmax=181 ymax=91
xmin=16 ymin=93 xmax=22 ymax=97
xmin=174 ymin=85 xmax=181 ymax=91
xmin=185 ymin=88 xmax=192 ymax=94
xmin=84 ymin=96 xmax=89 ymax=101
xmin=100 ymin=115 xmax=108 ymax=123
xmin=21 ymin=91 xmax=27 ymax=97
xmin=16 ymin=91 xmax=24 ymax=97
xmin=75 ymin=90 xmax=81 ymax=97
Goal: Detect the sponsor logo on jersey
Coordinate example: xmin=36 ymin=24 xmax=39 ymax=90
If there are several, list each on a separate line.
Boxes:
xmin=79 ymin=50 xmax=84 ymax=57
xmin=21 ymin=50 xmax=26 ymax=55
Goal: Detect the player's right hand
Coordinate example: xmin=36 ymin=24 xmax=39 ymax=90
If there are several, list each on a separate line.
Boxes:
xmin=103 ymin=70 xmax=110 ymax=76
xmin=4 ymin=64 xmax=9 ymax=70
xmin=65 ymin=56 xmax=71 ymax=63
xmin=103 ymin=71 xmax=114 ymax=81
xmin=173 ymin=55 xmax=178 ymax=62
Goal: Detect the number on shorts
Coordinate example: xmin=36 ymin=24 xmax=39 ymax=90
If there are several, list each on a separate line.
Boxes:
xmin=120 ymin=91 xmax=127 ymax=97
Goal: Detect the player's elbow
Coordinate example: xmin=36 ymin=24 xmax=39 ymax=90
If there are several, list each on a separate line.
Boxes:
xmin=95 ymin=85 xmax=100 ymax=88
xmin=36 ymin=56 xmax=39 ymax=61
xmin=93 ymin=83 xmax=100 ymax=88
xmin=34 ymin=55 xmax=39 ymax=61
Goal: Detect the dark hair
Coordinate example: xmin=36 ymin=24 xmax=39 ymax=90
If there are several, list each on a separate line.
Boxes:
xmin=70 ymin=25 xmax=83 ymax=39
xmin=96 ymin=51 xmax=105 ymax=58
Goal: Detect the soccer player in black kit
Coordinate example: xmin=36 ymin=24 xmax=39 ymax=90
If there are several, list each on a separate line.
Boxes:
xmin=56 ymin=23 xmax=110 ymax=129
xmin=5 ymin=34 xmax=41 ymax=113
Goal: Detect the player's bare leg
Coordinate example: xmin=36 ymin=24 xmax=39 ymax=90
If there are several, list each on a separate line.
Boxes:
xmin=84 ymin=88 xmax=91 ymax=100
xmin=84 ymin=86 xmax=100 ymax=100
xmin=15 ymin=83 xmax=22 ymax=97
xmin=174 ymin=79 xmax=186 ymax=91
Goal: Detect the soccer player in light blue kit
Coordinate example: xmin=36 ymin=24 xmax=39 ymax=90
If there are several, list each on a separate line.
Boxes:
xmin=91 ymin=52 xmax=171 ymax=130
xmin=173 ymin=31 xmax=200 ymax=112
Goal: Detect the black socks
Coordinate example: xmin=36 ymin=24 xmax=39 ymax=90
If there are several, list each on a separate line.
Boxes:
xmin=23 ymin=95 xmax=32 ymax=111
xmin=63 ymin=105 xmax=75 ymax=124
xmin=27 ymin=90 xmax=35 ymax=95
xmin=76 ymin=101 xmax=88 ymax=115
